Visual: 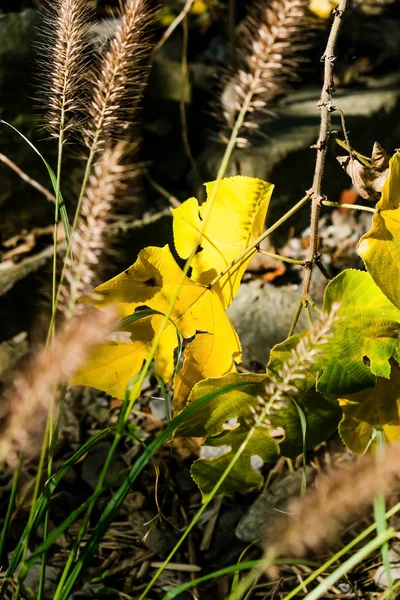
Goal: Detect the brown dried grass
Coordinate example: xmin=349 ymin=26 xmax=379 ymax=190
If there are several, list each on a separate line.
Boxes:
xmin=60 ymin=142 xmax=130 ymax=317
xmin=0 ymin=307 xmax=117 ymax=467
xmin=272 ymin=443 xmax=400 ymax=557
xmin=41 ymin=0 xmax=94 ymax=138
xmin=84 ymin=0 xmax=153 ymax=153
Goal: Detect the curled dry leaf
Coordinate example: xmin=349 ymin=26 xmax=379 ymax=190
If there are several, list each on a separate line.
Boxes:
xmin=337 ymin=142 xmax=390 ymax=201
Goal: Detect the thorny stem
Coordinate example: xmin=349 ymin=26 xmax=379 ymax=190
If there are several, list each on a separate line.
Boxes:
xmin=301 ymin=1 xmax=349 ymax=305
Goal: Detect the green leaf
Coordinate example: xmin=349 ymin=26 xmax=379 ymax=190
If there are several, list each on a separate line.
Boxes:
xmin=178 ymin=372 xmax=279 ymax=497
xmin=319 ymin=269 xmax=400 ymax=395
xmin=339 ymin=362 xmax=400 ymax=454
xmin=358 ymin=152 xmax=400 ymax=309
xmin=191 ymin=426 xmax=279 ymax=498
xmin=180 ymin=362 xmax=340 ymax=497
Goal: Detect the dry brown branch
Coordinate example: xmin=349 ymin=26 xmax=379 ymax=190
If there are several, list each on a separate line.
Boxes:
xmin=0 ymin=153 xmax=56 ymax=203
xmin=84 ymin=0 xmax=153 ymax=153
xmin=219 ymin=0 xmax=309 ymax=148
xmin=273 ymin=442 xmax=400 ymax=556
xmin=152 ymin=0 xmax=195 ymax=55
xmin=301 ymin=0 xmax=349 ymax=304
xmin=60 ymin=143 xmax=129 ymax=317
xmin=41 ymin=0 xmax=94 ymax=138
xmin=0 ymin=307 xmax=117 ymax=467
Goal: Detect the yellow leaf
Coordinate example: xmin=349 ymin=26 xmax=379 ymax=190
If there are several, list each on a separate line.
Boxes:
xmin=308 ymin=0 xmax=339 ymax=18
xmin=172 ymin=176 xmax=273 ymax=308
xmin=173 ymin=332 xmax=238 ymax=410
xmin=339 ymin=363 xmax=400 ymax=454
xmin=191 ymin=0 xmax=208 ymax=15
xmin=358 ymin=153 xmax=400 ymax=309
xmin=74 ymin=245 xmax=241 ymax=401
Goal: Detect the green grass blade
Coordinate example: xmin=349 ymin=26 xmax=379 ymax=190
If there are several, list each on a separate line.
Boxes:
xmin=303 ymin=530 xmax=397 ymax=600
xmin=373 ymin=431 xmax=394 ymax=598
xmin=0 ymin=120 xmax=71 ymax=243
xmin=0 ymin=456 xmax=23 ymax=564
xmin=162 ymin=559 xmax=318 ymax=600
xmin=55 ymin=380 xmax=254 ymax=600
xmin=0 ymin=429 xmax=110 ymax=593
xmin=292 ymin=398 xmax=307 ymax=496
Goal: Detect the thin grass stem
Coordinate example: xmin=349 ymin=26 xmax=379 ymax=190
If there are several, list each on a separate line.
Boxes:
xmin=0 ymin=455 xmax=23 ymax=564
xmin=303 ymin=530 xmax=397 ymax=600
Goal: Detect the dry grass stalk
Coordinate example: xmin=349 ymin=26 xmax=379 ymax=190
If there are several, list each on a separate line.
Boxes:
xmin=220 ymin=0 xmax=309 ymax=148
xmin=41 ymin=0 xmax=94 ymax=138
xmin=61 ymin=143 xmax=128 ymax=317
xmin=272 ymin=443 xmax=400 ymax=557
xmin=0 ymin=307 xmax=117 ymax=468
xmin=84 ymin=0 xmax=153 ymax=153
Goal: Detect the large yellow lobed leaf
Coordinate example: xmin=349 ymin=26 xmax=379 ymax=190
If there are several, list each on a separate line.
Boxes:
xmin=172 ymin=176 xmax=273 ymax=307
xmin=73 ymin=245 xmax=241 ymax=400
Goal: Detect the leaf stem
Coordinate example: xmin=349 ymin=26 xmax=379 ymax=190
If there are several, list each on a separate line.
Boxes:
xmin=208 ymin=194 xmax=310 ymax=290
xmin=322 ymin=200 xmax=375 ymax=213
xmin=258 ymin=250 xmax=304 ymax=265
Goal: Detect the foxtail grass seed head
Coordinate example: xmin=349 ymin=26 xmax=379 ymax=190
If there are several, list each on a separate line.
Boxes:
xmin=0 ymin=308 xmax=117 ymax=468
xmin=84 ymin=0 xmax=153 ymax=153
xmin=254 ymin=304 xmax=339 ymax=424
xmin=40 ymin=0 xmax=94 ymax=139
xmin=220 ymin=0 xmax=309 ymax=147
xmin=61 ymin=143 xmax=129 ymax=318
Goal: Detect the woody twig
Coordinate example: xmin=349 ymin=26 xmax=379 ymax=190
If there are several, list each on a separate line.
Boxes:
xmin=302 ymin=0 xmax=349 ymax=305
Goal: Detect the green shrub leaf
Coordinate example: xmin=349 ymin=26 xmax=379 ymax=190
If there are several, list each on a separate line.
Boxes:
xmin=318 ymin=269 xmax=400 ymax=395
xmin=358 ymin=152 xmax=400 ymax=309
xmin=339 ymin=362 xmax=400 ymax=453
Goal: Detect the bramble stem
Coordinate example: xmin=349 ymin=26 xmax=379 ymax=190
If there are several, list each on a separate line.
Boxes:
xmin=301 ymin=0 xmax=349 ymax=305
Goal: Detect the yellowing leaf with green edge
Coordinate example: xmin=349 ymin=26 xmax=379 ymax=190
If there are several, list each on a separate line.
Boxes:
xmin=172 ymin=176 xmax=273 ymax=308
xmin=73 ymin=245 xmax=241 ymax=401
xmin=339 ymin=363 xmax=400 ymax=454
xmin=319 ymin=269 xmax=400 ymax=396
xmin=358 ymin=152 xmax=400 ymax=309
xmin=308 ymin=0 xmax=339 ymax=18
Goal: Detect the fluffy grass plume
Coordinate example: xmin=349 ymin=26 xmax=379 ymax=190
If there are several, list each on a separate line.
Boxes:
xmin=41 ymin=0 xmax=94 ymax=138
xmin=220 ymin=0 xmax=309 ymax=148
xmin=273 ymin=443 xmax=400 ymax=557
xmin=61 ymin=143 xmax=129 ymax=317
xmin=0 ymin=308 xmax=116 ymax=467
xmin=84 ymin=0 xmax=153 ymax=153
